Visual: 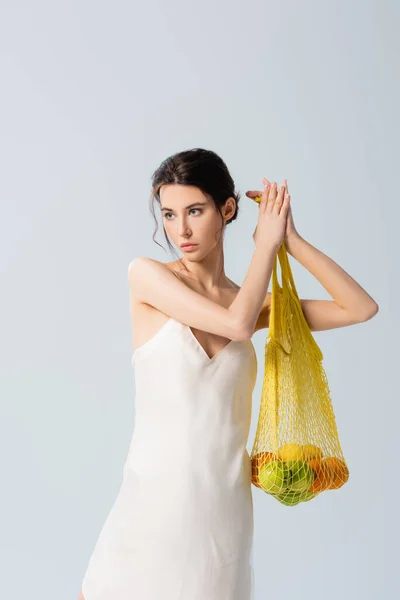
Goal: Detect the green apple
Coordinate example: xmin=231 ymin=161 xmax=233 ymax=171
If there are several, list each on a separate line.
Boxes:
xmin=287 ymin=460 xmax=314 ymax=493
xmin=282 ymin=459 xmax=304 ymax=485
xmin=275 ymin=490 xmax=304 ymax=506
xmin=258 ymin=460 xmax=288 ymax=494
xmin=301 ymin=489 xmax=317 ymax=502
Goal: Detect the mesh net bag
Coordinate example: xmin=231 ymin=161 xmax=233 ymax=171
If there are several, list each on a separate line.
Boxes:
xmin=249 ymin=240 xmax=349 ymax=506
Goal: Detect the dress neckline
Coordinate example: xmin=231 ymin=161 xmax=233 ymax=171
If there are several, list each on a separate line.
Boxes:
xmin=183 ymin=322 xmax=237 ymax=363
xmin=132 ymin=317 xmax=254 ymax=365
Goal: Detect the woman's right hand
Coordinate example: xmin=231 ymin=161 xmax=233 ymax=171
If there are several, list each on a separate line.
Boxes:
xmin=250 ymin=179 xmax=290 ymax=252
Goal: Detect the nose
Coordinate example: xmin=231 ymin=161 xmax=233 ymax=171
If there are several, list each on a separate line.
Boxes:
xmin=177 ymin=217 xmax=192 ymax=238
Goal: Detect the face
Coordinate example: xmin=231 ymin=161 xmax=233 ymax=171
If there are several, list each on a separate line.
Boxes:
xmin=159 ymin=184 xmax=236 ymax=258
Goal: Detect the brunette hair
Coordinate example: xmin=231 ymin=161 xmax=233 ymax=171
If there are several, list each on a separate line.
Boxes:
xmin=149 ymin=148 xmax=241 ymax=264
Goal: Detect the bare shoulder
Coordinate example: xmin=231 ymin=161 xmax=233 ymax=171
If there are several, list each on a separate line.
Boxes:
xmin=126 ymin=258 xmax=267 ymax=351
xmin=127 ymin=258 xmax=190 ymax=352
xmin=128 ymin=256 xmax=183 ymax=282
xmin=128 ymin=257 xmax=181 ymax=302
xmin=128 ymin=256 xmax=168 ymax=279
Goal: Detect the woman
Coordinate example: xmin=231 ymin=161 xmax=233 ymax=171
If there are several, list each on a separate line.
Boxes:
xmin=79 ymin=148 xmax=378 ymax=600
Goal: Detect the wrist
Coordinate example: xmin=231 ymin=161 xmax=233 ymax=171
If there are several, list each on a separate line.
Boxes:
xmin=285 ymin=233 xmax=302 ymax=254
xmin=255 ymin=241 xmax=281 ymax=256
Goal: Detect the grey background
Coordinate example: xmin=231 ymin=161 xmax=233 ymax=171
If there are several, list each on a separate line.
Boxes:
xmin=1 ymin=1 xmax=398 ymax=598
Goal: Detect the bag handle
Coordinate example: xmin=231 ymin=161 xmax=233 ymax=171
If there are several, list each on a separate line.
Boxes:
xmin=269 ymin=241 xmax=293 ymax=352
xmin=269 ymin=241 xmax=322 ymax=361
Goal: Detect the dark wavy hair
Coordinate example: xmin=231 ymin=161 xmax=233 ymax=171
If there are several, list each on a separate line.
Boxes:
xmin=149 ymin=148 xmax=241 ymax=267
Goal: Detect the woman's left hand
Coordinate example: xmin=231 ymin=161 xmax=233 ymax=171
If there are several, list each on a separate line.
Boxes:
xmin=245 ymin=177 xmax=299 ymax=244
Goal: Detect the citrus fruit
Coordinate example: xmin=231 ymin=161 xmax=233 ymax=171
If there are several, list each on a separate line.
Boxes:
xmin=307 ymin=458 xmax=334 ymax=493
xmin=277 ymin=443 xmax=304 ymax=462
xmin=302 ymin=444 xmax=323 ymax=460
xmin=324 ymin=457 xmax=350 ymax=490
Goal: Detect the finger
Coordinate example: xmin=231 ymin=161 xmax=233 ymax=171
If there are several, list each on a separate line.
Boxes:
xmin=265 ymin=182 xmax=277 ymax=213
xmin=281 ymin=191 xmax=291 ymax=214
xmin=247 ymin=176 xmax=272 ymax=203
xmin=248 ymin=177 xmax=272 ymax=203
xmin=245 ymin=190 xmax=263 ymax=196
xmin=246 ymin=190 xmax=264 ymax=206
xmin=259 ymin=182 xmax=270 ymax=211
xmin=283 ymin=181 xmax=289 ymax=208
xmin=261 ymin=177 xmax=272 ymax=203
xmin=273 ymin=182 xmax=287 ymax=214
xmin=269 ymin=181 xmax=279 ymax=202
xmin=272 ymin=183 xmax=284 ymax=213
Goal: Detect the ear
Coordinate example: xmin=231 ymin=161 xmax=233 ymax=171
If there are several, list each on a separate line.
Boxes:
xmin=223 ymin=196 xmax=237 ymax=220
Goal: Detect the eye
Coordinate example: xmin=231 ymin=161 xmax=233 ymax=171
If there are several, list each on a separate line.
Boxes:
xmin=163 ymin=208 xmax=202 ymax=220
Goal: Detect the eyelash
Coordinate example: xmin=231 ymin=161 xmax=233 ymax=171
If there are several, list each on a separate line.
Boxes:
xmin=164 ymin=208 xmax=202 ymax=220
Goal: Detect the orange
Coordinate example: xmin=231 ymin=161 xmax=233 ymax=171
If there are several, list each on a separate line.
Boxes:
xmin=324 ymin=457 xmax=350 ymax=490
xmin=307 ymin=458 xmax=334 ymax=493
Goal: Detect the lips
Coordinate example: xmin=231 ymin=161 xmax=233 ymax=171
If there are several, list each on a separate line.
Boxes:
xmin=180 ymin=243 xmax=198 ymax=248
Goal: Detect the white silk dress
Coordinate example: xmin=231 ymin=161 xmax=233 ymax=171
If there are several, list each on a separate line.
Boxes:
xmin=81 ymin=316 xmax=258 ymax=600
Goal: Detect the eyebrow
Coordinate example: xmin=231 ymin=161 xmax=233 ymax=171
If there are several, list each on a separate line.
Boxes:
xmin=160 ymin=202 xmax=208 ymax=212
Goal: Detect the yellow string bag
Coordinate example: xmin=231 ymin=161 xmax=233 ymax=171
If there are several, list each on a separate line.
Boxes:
xmin=249 ymin=239 xmax=349 ymax=506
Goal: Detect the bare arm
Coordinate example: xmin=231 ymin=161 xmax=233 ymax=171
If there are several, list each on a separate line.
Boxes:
xmin=128 ymin=245 xmax=278 ymax=342
xmin=228 ymin=245 xmax=277 ymax=334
